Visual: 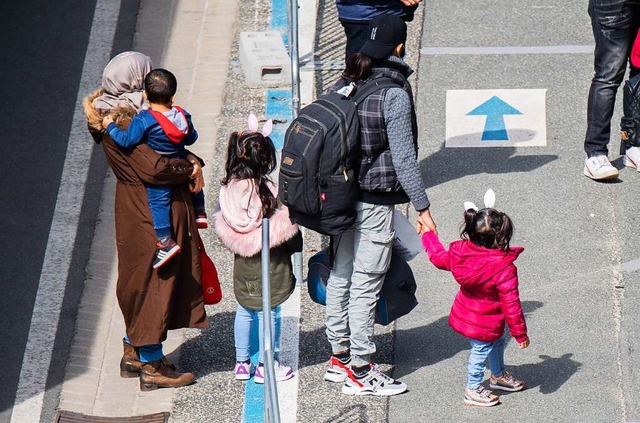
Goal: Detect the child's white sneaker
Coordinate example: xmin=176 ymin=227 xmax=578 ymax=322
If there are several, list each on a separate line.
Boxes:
xmin=234 ymin=361 xmax=254 ymax=381
xmin=625 ymin=146 xmax=640 ymax=170
xmin=489 ymin=371 xmax=525 ymax=392
xmin=254 ymin=361 xmax=294 ymax=384
xmin=464 ymin=386 xmax=500 ymax=407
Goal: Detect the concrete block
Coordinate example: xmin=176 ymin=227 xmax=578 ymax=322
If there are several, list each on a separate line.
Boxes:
xmin=239 ymin=31 xmax=291 ymax=87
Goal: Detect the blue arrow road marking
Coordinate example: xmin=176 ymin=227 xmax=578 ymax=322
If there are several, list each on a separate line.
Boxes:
xmin=466 ymin=96 xmax=522 ymax=141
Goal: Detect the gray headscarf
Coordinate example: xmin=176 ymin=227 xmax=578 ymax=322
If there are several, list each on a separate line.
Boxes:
xmin=92 ymin=51 xmax=153 ymax=112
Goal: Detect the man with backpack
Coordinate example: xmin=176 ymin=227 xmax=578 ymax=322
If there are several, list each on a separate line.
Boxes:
xmin=321 ymin=14 xmax=436 ymax=396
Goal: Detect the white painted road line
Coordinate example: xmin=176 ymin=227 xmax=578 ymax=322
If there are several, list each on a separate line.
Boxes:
xmin=446 ymin=89 xmax=547 ymax=147
xmin=621 ymin=258 xmax=640 ymax=273
xmin=9 ymin=1 xmax=121 ymax=422
xmin=421 ymin=45 xmax=594 ymax=56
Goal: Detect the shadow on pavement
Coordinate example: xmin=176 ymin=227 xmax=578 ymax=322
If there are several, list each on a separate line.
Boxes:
xmin=506 ymin=353 xmax=582 ymax=395
xmin=320 ymin=404 xmax=374 ymax=423
xmin=421 ymin=140 xmax=558 ymax=189
xmin=178 ymin=311 xmax=237 ymax=376
xmin=393 ymin=301 xmax=545 ymax=380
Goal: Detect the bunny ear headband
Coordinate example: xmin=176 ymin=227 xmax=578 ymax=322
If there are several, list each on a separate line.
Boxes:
xmin=246 ymin=113 xmax=273 ymax=137
xmin=464 ymin=188 xmax=496 ymax=212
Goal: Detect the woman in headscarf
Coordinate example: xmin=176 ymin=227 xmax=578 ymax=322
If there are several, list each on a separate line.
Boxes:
xmin=83 ymin=51 xmax=208 ymax=391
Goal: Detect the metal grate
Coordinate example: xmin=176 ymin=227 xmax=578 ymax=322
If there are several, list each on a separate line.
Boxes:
xmin=55 ymin=410 xmax=169 ymax=423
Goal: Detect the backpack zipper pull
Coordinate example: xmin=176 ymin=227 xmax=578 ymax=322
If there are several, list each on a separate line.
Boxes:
xmin=343 ymin=167 xmax=349 ymax=181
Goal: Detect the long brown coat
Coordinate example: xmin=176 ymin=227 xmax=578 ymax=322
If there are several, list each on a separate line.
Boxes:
xmin=83 ymin=89 xmax=208 ymax=346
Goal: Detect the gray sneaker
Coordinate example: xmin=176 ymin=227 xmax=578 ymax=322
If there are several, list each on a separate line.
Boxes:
xmin=584 ymin=155 xmax=619 ymax=180
xmin=464 ymin=386 xmax=500 ymax=407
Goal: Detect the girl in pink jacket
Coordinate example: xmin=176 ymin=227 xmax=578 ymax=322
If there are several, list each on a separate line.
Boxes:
xmin=214 ymin=115 xmax=301 ymax=384
xmin=421 ymin=190 xmax=529 ymax=407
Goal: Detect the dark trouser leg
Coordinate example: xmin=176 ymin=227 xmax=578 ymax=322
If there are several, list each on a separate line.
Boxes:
xmin=340 ymin=21 xmax=370 ymax=61
xmin=585 ymin=0 xmax=638 ymax=157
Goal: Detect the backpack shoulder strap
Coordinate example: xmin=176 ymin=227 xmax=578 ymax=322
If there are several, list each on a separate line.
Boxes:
xmin=351 ymin=77 xmax=401 ymax=105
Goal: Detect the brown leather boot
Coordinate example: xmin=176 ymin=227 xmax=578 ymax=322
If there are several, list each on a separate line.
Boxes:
xmin=120 ymin=339 xmax=143 ymax=378
xmin=139 ymin=359 xmax=196 ymax=391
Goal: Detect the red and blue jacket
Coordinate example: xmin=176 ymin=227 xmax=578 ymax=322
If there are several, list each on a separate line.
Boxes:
xmin=106 ymin=106 xmax=198 ymax=155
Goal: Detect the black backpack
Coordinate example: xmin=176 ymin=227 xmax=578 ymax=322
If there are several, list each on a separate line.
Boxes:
xmin=278 ymin=77 xmax=399 ymax=236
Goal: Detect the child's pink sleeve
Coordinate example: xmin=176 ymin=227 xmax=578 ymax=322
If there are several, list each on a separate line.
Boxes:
xmin=632 ymin=29 xmax=640 ymax=69
xmin=421 ymin=232 xmax=451 ymax=271
xmin=496 ymin=267 xmax=528 ymax=343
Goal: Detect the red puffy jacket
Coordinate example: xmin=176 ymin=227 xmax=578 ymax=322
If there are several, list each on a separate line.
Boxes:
xmin=422 ymin=232 xmax=528 ymax=343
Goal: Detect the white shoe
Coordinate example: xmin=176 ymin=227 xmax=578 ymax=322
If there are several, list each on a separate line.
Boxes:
xmin=624 ymin=147 xmax=640 ymax=170
xmin=234 ymin=361 xmax=254 ymax=381
xmin=584 ymin=155 xmax=619 ymax=180
xmin=341 ymin=364 xmax=407 ymax=396
xmin=254 ymin=361 xmax=294 ymax=384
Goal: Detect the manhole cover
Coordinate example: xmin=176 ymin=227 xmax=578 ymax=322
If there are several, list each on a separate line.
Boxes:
xmin=55 ymin=410 xmax=169 ymax=423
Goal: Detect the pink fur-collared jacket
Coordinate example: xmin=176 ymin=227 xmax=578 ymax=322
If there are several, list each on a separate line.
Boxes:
xmin=214 ymin=179 xmax=301 ymax=310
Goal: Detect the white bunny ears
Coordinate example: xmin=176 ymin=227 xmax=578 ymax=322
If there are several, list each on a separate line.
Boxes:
xmin=247 ymin=113 xmax=273 ymax=137
xmin=464 ymin=189 xmax=496 ymax=211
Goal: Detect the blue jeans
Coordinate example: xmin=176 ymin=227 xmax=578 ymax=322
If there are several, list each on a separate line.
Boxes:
xmin=234 ymin=305 xmax=280 ymax=363
xmin=325 ymin=202 xmax=394 ymax=367
xmin=467 ymin=336 xmax=506 ymax=389
xmin=585 ymin=0 xmax=640 ymax=156
xmin=123 ymin=335 xmax=164 ymax=363
xmin=146 ymin=185 xmax=206 ymax=239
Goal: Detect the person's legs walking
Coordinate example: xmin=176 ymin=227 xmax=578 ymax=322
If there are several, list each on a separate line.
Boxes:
xmin=348 ymin=203 xmax=394 ymax=368
xmin=324 ymin=232 xmax=356 ymax=382
xmin=138 ymin=340 xmax=197 ymax=391
xmin=234 ymin=305 xmax=255 ymax=380
xmin=120 ymin=334 xmax=142 ymax=378
xmin=341 ymin=203 xmax=407 ymax=396
xmin=486 ymin=336 xmax=505 ymax=377
xmin=255 ymin=307 xmax=293 ymax=383
xmin=488 ymin=336 xmax=525 ymax=391
xmin=584 ymin=0 xmax=636 ymax=179
xmin=464 ymin=338 xmax=500 ymax=406
xmin=326 ymin=231 xmax=355 ymax=354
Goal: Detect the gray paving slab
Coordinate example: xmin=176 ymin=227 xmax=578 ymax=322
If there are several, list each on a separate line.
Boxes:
xmin=391 ymin=1 xmax=640 ymax=422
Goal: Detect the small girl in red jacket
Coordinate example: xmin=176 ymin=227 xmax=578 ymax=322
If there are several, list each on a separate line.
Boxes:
xmin=421 ymin=189 xmax=529 ymax=407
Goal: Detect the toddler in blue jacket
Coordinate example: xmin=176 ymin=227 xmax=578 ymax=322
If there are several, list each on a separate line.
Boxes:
xmin=102 ymin=68 xmax=206 ymax=269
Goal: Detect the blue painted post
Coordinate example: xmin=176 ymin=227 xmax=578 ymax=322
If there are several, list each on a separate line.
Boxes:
xmin=261 ymin=218 xmax=281 ymax=423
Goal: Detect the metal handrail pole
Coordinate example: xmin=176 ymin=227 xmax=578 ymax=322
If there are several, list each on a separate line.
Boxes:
xmin=287 ymin=0 xmax=304 ymax=290
xmin=261 ymin=219 xmax=281 ymax=423
xmin=288 ymin=0 xmax=301 ymax=117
